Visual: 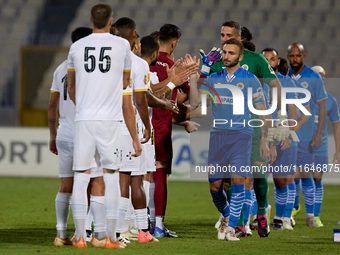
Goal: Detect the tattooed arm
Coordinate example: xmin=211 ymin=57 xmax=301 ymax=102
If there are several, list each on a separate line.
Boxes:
xmin=48 ymin=92 xmax=60 ymax=155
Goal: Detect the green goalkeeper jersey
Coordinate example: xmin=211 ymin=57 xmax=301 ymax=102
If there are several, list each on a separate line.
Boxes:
xmin=210 ymin=49 xmax=277 ymax=84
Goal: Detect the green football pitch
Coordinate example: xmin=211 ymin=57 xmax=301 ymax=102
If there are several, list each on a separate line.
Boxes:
xmin=0 ymin=177 xmax=339 ymax=254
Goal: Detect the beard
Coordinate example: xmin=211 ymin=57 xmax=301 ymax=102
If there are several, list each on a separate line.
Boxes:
xmin=224 ymin=58 xmax=239 ymax=68
xmin=272 ymin=64 xmax=278 ymax=72
xmin=290 ymin=62 xmax=303 ymax=72
xmin=150 ymin=56 xmax=158 ymax=66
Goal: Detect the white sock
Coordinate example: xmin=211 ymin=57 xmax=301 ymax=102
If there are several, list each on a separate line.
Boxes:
xmin=155 ymin=216 xmax=164 ymax=230
xmin=149 ymin=183 xmax=155 ymax=227
xmin=71 ymin=172 xmax=90 ymax=241
xmin=55 ymin=192 xmax=71 ymax=239
xmin=85 ymin=205 xmax=93 ymax=232
xmin=143 ymin=180 xmax=150 ymax=206
xmin=116 ymin=197 xmax=129 ymax=233
xmin=104 ymin=172 xmax=120 ymax=241
xmin=91 ymin=195 xmax=106 ymax=240
xmin=135 ymin=208 xmax=148 ymax=231
xmin=128 ymin=199 xmax=136 ymax=228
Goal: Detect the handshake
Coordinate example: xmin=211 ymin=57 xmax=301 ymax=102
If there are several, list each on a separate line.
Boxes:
xmin=267 ymin=110 xmax=299 ymax=145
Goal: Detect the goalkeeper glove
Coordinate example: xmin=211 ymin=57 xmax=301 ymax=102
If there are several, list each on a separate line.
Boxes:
xmin=199 ymin=47 xmax=222 ymax=76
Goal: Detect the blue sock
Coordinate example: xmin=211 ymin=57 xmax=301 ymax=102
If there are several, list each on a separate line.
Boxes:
xmin=314 ymin=181 xmax=323 ymax=217
xmin=294 ymin=179 xmax=301 ymax=210
xmin=301 ymin=177 xmax=315 ymax=215
xmin=229 ymin=184 xmax=245 ymax=229
xmin=274 ymin=185 xmax=288 ymax=218
xmin=210 ymin=188 xmax=230 ymax=217
xmin=243 ymin=190 xmax=253 ymax=225
xmin=252 ymin=189 xmax=258 ymax=217
xmin=284 ymin=182 xmax=296 ymax=218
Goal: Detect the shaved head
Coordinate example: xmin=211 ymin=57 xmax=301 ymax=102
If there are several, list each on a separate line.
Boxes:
xmin=287 ymin=42 xmax=306 ymax=74
xmin=287 ymin=43 xmax=305 ymax=54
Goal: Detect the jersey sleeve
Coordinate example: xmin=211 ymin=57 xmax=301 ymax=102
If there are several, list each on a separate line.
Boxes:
xmin=257 ymin=54 xmax=277 ymax=84
xmin=329 ymin=96 xmax=340 ymax=122
xmin=67 ymin=44 xmax=75 ymax=71
xmin=123 ymin=79 xmax=132 ymax=95
xmin=251 ymin=76 xmax=265 ymax=105
xmin=124 ymin=41 xmax=132 ymax=72
xmin=179 ymin=81 xmax=190 ymax=94
xmin=133 ymin=61 xmax=149 ymax=92
xmin=50 ymin=68 xmax=60 ymax=92
xmin=312 ymin=75 xmax=327 ymax=102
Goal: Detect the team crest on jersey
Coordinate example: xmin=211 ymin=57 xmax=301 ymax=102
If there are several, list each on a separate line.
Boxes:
xmin=301 ymin=82 xmax=308 ymax=88
xmin=241 ymin=64 xmax=249 ymax=70
xmin=236 ymin=83 xmax=244 ymax=90
xmin=144 ymin=73 xmax=150 ymax=84
xmin=129 ymin=78 xmax=133 ymax=87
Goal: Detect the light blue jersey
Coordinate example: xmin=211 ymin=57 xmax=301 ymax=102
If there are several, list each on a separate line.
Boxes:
xmin=288 ymin=65 xmax=327 ymax=141
xmin=314 ymin=93 xmax=340 ymax=156
xmin=204 ymin=67 xmax=265 ymax=136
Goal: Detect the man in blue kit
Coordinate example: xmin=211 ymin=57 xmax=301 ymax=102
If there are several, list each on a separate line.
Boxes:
xmin=310 ymin=65 xmax=340 ymax=227
xmin=190 ymin=38 xmax=270 ymax=241
xmin=287 ymin=43 xmax=327 ymax=227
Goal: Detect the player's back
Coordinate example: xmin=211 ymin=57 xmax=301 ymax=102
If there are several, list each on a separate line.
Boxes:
xmin=51 ymin=60 xmax=75 ymax=142
xmin=68 ymin=33 xmax=131 ymax=121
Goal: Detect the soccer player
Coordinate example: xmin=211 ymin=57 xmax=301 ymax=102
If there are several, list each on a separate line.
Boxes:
xmin=67 ymin=4 xmax=141 ymax=248
xmin=262 ymin=48 xmax=308 ymax=230
xmin=287 ymin=43 xmax=327 ymax=227
xmin=48 ymin=27 xmax=93 ymax=246
xmin=190 ymin=38 xmax=269 ymax=241
xmin=202 ymin=21 xmax=285 ymax=237
xmin=311 ymin=65 xmax=340 ymax=227
xmin=113 ymin=17 xmax=158 ymax=243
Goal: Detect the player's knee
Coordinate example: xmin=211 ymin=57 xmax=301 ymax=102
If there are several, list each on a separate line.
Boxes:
xmin=314 ymin=178 xmax=322 ymax=183
xmin=59 ymin=177 xmax=73 ymax=193
xmin=274 ymin=178 xmax=287 ymax=189
xmin=245 ymin=177 xmax=254 ymax=190
xmin=210 ymin=180 xmax=223 ymax=193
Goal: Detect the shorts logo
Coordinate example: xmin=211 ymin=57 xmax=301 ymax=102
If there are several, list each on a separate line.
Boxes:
xmin=236 ymin=83 xmax=244 ymax=90
xmin=144 ymin=73 xmax=150 ymax=84
xmin=302 ymin=82 xmax=308 ymax=88
xmin=241 ymin=64 xmax=249 ymax=71
xmin=129 ymin=78 xmax=133 ymax=87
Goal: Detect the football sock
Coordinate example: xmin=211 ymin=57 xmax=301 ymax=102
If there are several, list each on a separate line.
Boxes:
xmin=153 ymin=168 xmax=167 ymax=216
xmin=301 ymin=177 xmax=315 ymax=215
xmin=274 ymin=185 xmax=288 ymax=218
xmin=104 ymin=172 xmax=120 ymax=242
xmin=243 ymin=189 xmax=253 ymax=225
xmin=85 ymin=205 xmax=93 ymax=232
xmin=210 ymin=187 xmax=230 ymax=217
xmin=229 ymin=183 xmax=245 ymax=229
xmin=71 ymin=172 xmax=90 ymax=241
xmin=116 ymin=197 xmax=129 ymax=234
xmin=155 ymin=216 xmax=165 ymax=230
xmin=294 ymin=179 xmax=301 ymax=210
xmin=143 ymin=180 xmax=150 ymax=206
xmin=55 ymin=192 xmax=71 ymax=239
xmin=149 ymin=182 xmax=155 ymax=228
xmin=253 ymin=170 xmax=268 ymax=216
xmin=284 ymin=182 xmax=296 ymax=219
xmin=91 ymin=195 xmax=106 ymax=240
xmin=314 ymin=181 xmax=324 ymax=217
xmin=228 ymin=180 xmax=245 ymax=227
xmin=252 ymin=189 xmax=258 ymax=219
xmin=135 ymin=208 xmax=148 ymax=231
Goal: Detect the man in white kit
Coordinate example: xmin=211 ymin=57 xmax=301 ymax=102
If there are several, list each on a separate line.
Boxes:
xmin=67 ymin=3 xmax=141 ymax=249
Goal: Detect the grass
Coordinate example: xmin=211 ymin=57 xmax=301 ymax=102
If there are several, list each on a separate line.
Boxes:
xmin=0 ymin=177 xmax=340 ymax=254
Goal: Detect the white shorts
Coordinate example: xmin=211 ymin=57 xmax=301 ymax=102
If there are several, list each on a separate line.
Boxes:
xmin=120 ymin=135 xmax=146 ymax=175
xmin=73 ymin=121 xmax=122 ymax=171
xmin=144 ymin=144 xmax=156 ymax=172
xmin=90 ymin=166 xmax=103 ymax=178
xmin=56 ymin=139 xmax=74 ymax=178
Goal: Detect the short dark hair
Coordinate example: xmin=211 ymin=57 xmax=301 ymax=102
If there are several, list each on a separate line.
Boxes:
xmin=114 ymin=17 xmax=136 ymax=39
xmin=261 ymin=47 xmax=279 ymax=56
xmin=159 ymin=24 xmax=181 ymax=42
xmin=71 ymin=27 xmax=92 ymax=43
xmin=223 ymin=38 xmax=244 ymax=55
xmin=91 ymin=4 xmax=112 ymax=29
xmin=278 ymin=57 xmax=289 ymax=75
xmin=241 ymin=26 xmax=253 ymax=41
xmin=141 ymin=35 xmax=160 ymax=57
xmin=150 ymin=31 xmax=160 ymax=38
xmin=242 ymin=40 xmax=256 ymax=52
xmin=222 ymin=21 xmax=241 ymax=36
xmin=110 ymin=26 xmax=120 ymax=36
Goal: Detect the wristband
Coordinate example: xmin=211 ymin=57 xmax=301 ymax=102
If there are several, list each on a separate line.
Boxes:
xmin=201 ymin=65 xmax=210 ymax=76
xmin=166 ymin=82 xmax=176 ymax=90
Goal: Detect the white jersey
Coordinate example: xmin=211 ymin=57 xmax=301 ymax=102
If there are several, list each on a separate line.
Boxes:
xmin=50 ymin=60 xmax=75 ymax=142
xmin=67 ymin=33 xmax=131 ymax=121
xmin=122 ymin=52 xmax=150 ymax=137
